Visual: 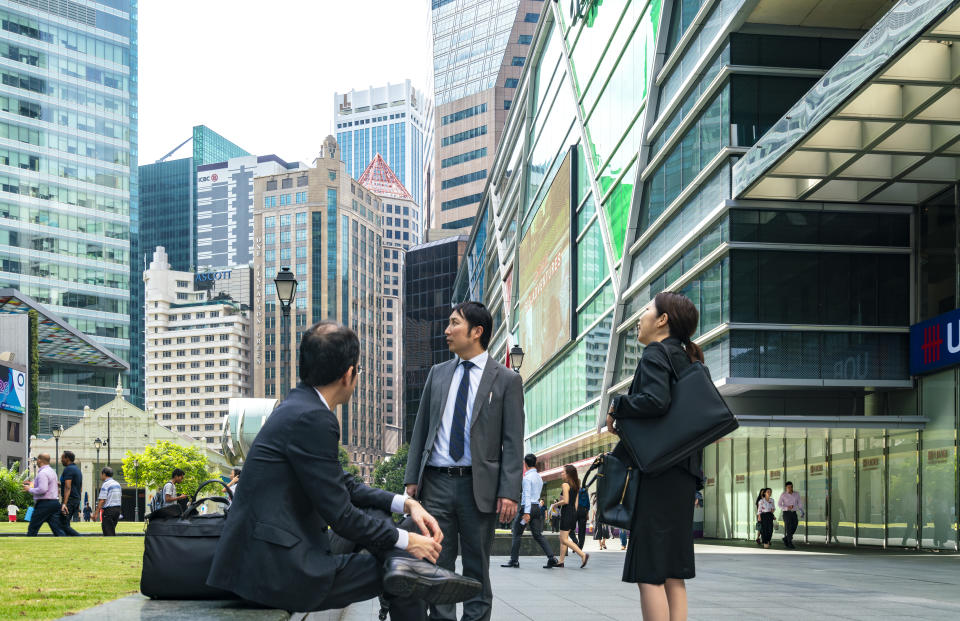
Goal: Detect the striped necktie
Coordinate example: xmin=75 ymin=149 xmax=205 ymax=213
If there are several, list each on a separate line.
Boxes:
xmin=448 ymin=360 xmax=474 ymax=461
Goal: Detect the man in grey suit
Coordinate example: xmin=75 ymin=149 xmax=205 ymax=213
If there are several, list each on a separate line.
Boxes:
xmin=405 ymin=301 xmax=525 ymax=621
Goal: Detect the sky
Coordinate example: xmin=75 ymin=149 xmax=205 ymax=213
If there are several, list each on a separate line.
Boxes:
xmin=138 ymin=0 xmax=431 ymax=166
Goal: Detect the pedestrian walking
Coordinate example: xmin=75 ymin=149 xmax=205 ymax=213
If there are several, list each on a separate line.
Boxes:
xmin=96 ymin=467 xmax=122 ymax=536
xmin=501 ymin=453 xmax=558 ymax=569
xmin=620 ymin=528 xmax=629 ymax=550
xmin=549 ymin=501 xmax=560 ymax=533
xmin=778 ymin=481 xmax=803 ymax=549
xmin=162 ymin=468 xmax=189 ymax=508
xmin=574 ymin=483 xmax=590 ymax=549
xmin=83 ymin=502 xmax=92 ymax=522
xmin=757 ymin=488 xmax=776 ymax=548
xmin=7 ymin=502 xmax=18 ymax=522
xmin=606 ymin=292 xmax=706 ymax=621
xmin=58 ymin=451 xmax=82 ymax=536
xmin=23 ymin=453 xmax=65 ymax=536
xmin=227 ymin=467 xmax=240 ymax=503
xmin=592 ymin=509 xmax=609 ymax=550
xmin=549 ymin=465 xmax=589 ymax=568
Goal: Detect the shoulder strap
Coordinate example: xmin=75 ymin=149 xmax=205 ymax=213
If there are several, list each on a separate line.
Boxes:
xmin=647 ymin=340 xmax=679 ymax=380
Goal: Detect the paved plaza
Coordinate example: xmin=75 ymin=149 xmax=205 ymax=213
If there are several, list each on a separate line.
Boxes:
xmin=342 ymin=539 xmax=960 ymax=620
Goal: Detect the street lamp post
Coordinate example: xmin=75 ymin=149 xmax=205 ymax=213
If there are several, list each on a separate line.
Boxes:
xmin=93 ymin=437 xmax=102 ymax=498
xmin=509 ymin=345 xmax=525 ymax=373
xmin=133 ymin=458 xmax=139 ymax=522
xmin=274 ymin=267 xmax=298 ymax=397
xmin=52 ymin=425 xmax=63 ymax=474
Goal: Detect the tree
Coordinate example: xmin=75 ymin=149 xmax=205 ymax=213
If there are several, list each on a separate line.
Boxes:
xmin=338 ymin=445 xmax=363 ymax=484
xmin=27 ymin=309 xmax=38 ymax=438
xmin=0 ymin=463 xmax=32 ymax=519
xmin=122 ymin=441 xmax=220 ymax=498
xmin=372 ymin=444 xmax=409 ymax=495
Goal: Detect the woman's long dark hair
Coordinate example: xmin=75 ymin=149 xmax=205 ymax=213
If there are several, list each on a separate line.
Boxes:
xmin=563 ymin=464 xmax=581 ymax=502
xmin=654 ymin=291 xmax=704 ymax=363
xmin=755 ymin=488 xmax=768 ymax=508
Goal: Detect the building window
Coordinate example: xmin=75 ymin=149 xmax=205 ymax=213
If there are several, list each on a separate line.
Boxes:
xmin=328 ymin=170 xmax=336 ymax=181
xmin=280 ymin=194 xmax=292 ymax=206
xmin=266 ymin=180 xmax=277 ymax=191
xmin=504 ymin=100 xmax=512 ymax=110
xmin=281 ymin=178 xmax=293 ymax=189
xmin=511 ymin=56 xmax=525 ymax=66
xmin=264 ymin=216 xmax=275 ymax=228
xmin=295 ymin=212 xmax=307 ymax=225
xmin=441 ymin=170 xmax=487 ymax=190
xmin=441 ymin=125 xmax=487 ymax=147
xmin=298 ymin=175 xmax=309 ymax=186
xmin=504 ymin=78 xmax=519 ymax=88
xmin=440 ymin=193 xmax=482 ymax=211
xmin=441 ymin=103 xmax=486 ymax=125
xmin=524 ymin=12 xmax=539 ymax=23
xmin=264 ymin=195 xmax=277 ymax=207
xmin=518 ymin=34 xmax=533 ymax=44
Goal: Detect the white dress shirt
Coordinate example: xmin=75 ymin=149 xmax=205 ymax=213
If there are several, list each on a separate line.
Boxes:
xmin=429 ymin=351 xmax=489 ymax=467
xmin=314 ymin=387 xmax=408 ymax=549
xmin=520 ymin=468 xmax=544 ymax=514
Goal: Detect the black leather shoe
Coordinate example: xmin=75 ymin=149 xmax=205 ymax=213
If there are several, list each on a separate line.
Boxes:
xmin=383 ymin=557 xmax=482 ymax=605
xmin=543 ymin=557 xmax=561 ymax=569
xmin=500 ymin=561 xmax=519 ymax=568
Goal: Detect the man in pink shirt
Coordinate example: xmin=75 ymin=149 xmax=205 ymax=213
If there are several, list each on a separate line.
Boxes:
xmin=777 ymin=481 xmax=804 ymax=549
xmin=23 ymin=453 xmax=65 ymax=536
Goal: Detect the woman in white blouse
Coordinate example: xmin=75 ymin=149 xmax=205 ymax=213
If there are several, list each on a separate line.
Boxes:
xmin=756 ymin=488 xmax=776 ymax=549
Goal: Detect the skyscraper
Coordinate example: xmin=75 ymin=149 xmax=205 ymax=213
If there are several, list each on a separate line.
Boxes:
xmin=335 ymin=80 xmax=431 ymax=211
xmin=430 ymin=0 xmax=543 ymax=233
xmin=0 ymin=1 xmax=139 ymax=422
xmin=357 ymin=154 xmax=420 ymax=453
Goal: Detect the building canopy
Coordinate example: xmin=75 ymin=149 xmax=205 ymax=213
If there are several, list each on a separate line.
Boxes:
xmin=734 ymin=0 xmax=960 ymax=204
xmin=0 ymin=288 xmax=128 ymax=370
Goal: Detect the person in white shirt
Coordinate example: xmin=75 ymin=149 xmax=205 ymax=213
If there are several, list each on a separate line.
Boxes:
xmin=7 ymin=503 xmax=18 ymax=522
xmin=162 ymin=469 xmax=189 ymax=508
xmin=778 ymin=481 xmax=804 ymax=549
xmin=97 ymin=467 xmax=123 ymax=536
xmin=756 ymin=488 xmax=776 ymax=549
xmin=501 ymin=454 xmax=558 ymax=569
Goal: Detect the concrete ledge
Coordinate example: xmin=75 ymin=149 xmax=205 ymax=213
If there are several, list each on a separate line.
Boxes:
xmin=61 ymin=594 xmax=344 ymax=621
xmin=491 ymin=532 xmax=563 ymax=556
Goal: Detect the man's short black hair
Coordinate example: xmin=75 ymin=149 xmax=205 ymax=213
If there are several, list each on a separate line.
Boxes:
xmin=785 ymin=481 xmax=793 ymax=487
xmin=171 ymin=468 xmax=186 ymax=479
xmin=232 ymin=468 xmax=241 ymax=477
xmin=62 ymin=450 xmax=75 ymax=463
xmin=101 ymin=466 xmax=113 ymax=477
xmin=453 ymin=301 xmax=492 ymax=350
xmin=299 ymin=321 xmax=360 ymax=386
xmin=524 ymin=453 xmax=537 ymax=468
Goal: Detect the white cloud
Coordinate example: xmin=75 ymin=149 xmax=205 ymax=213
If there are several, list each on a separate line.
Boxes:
xmin=138 ymin=0 xmax=431 ymax=166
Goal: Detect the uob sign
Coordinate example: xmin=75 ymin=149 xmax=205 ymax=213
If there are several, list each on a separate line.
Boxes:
xmin=910 ymin=308 xmax=960 ymax=376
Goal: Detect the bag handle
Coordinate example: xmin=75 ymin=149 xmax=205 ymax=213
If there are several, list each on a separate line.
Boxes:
xmin=180 ymin=479 xmax=234 ymax=518
xmin=191 ymin=478 xmax=234 ymax=504
xmin=647 ymin=340 xmax=679 ymax=380
xmin=581 ymin=454 xmax=604 ymax=491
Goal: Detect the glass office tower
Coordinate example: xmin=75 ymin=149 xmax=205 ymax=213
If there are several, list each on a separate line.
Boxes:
xmin=454 ymin=0 xmax=960 ymax=550
xmin=0 ymin=0 xmax=138 ymax=420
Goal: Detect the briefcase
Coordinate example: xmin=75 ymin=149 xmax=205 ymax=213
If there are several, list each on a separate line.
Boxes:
xmin=141 ymin=479 xmax=236 ymax=600
xmin=617 ymin=342 xmax=738 ymax=475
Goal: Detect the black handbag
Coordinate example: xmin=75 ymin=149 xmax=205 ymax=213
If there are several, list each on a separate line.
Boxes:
xmin=581 ymin=443 xmax=637 ymax=531
xmin=141 ymin=479 xmax=236 ymax=600
xmin=617 ymin=342 xmax=738 ymax=475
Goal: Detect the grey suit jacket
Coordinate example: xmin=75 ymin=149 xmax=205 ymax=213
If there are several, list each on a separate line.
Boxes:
xmin=404 ymin=355 xmax=525 ymax=513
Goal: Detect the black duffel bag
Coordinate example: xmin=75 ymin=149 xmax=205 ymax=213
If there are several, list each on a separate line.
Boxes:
xmin=141 ymin=479 xmax=237 ymax=600
xmin=581 ymin=443 xmax=637 ymax=531
xmin=617 ymin=341 xmax=738 ymax=475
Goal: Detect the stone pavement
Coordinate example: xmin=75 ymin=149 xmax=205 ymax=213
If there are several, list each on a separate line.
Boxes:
xmin=342 ymin=538 xmax=960 ymax=620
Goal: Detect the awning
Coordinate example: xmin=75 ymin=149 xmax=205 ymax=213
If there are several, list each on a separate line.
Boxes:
xmin=0 ymin=288 xmax=128 ymax=370
xmin=734 ymin=0 xmax=960 ymax=204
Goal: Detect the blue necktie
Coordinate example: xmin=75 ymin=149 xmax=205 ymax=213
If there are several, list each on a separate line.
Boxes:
xmin=448 ymin=360 xmax=474 ymax=461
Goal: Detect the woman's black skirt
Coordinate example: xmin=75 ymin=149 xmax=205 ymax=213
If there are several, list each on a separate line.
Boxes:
xmin=622 ymin=465 xmax=697 ymax=584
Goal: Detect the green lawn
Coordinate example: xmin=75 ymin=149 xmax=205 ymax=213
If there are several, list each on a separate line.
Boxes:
xmin=0 ymin=537 xmax=143 ymax=620
xmin=0 ymin=521 xmax=145 ymax=535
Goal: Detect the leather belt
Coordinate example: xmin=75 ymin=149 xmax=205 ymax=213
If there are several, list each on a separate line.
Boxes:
xmin=426 ymin=465 xmax=473 ymax=476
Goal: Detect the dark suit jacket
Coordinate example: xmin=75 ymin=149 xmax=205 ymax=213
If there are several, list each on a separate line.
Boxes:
xmin=207 ymin=383 xmax=398 ymax=611
xmin=404 ymin=355 xmax=525 ymax=513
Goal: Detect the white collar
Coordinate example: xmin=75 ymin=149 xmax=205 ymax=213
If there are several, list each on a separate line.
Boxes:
xmin=459 ymin=350 xmax=489 ymax=370
xmin=312 ymin=387 xmax=331 ymax=410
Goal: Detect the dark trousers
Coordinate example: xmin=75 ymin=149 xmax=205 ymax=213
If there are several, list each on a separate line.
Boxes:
xmin=550 ymin=516 xmax=559 ymax=532
xmin=27 ymin=499 xmax=65 ymax=536
xmin=326 ymin=510 xmax=425 ymax=620
xmin=759 ymin=512 xmax=774 ymax=544
xmin=420 ymin=468 xmax=497 ymax=621
xmin=508 ymin=505 xmax=554 ymax=563
xmin=782 ymin=510 xmax=799 ymax=544
xmin=574 ymin=510 xmax=588 ymax=549
xmin=101 ymin=506 xmax=121 ymax=536
xmin=60 ymin=499 xmax=81 ymax=536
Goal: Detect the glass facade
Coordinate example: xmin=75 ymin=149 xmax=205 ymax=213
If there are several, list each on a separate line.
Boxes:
xmin=0 ymin=1 xmax=138 ymax=422
xmin=451 ymin=0 xmax=960 ymax=549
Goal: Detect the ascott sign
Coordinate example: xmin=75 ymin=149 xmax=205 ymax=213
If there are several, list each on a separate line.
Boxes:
xmin=910 ymin=308 xmax=960 ymax=376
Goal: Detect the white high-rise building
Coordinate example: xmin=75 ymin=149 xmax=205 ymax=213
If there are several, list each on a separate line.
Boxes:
xmin=143 ymin=247 xmax=252 ymax=448
xmin=334 ymin=80 xmax=432 ymax=216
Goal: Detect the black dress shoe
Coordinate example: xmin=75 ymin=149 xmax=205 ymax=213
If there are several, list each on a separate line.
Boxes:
xmin=543 ymin=557 xmax=561 ymax=569
xmin=500 ymin=561 xmax=520 ymax=568
xmin=383 ymin=557 xmax=482 ymax=605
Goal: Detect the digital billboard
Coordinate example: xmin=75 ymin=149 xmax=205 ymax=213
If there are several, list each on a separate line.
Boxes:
xmin=517 ymin=152 xmax=573 ymax=377
xmin=0 ymin=363 xmax=26 ymax=414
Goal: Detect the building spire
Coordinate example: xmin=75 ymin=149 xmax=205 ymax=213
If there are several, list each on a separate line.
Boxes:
xmin=116 ymin=375 xmax=124 ymax=400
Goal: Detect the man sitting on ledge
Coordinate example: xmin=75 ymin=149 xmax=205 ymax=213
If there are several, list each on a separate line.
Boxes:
xmin=207 ymin=321 xmax=480 ymax=619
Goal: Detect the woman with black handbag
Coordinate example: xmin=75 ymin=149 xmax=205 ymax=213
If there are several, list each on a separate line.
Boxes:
xmin=757 ymin=488 xmax=776 ymax=549
xmin=606 ymin=291 xmax=704 ymax=621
